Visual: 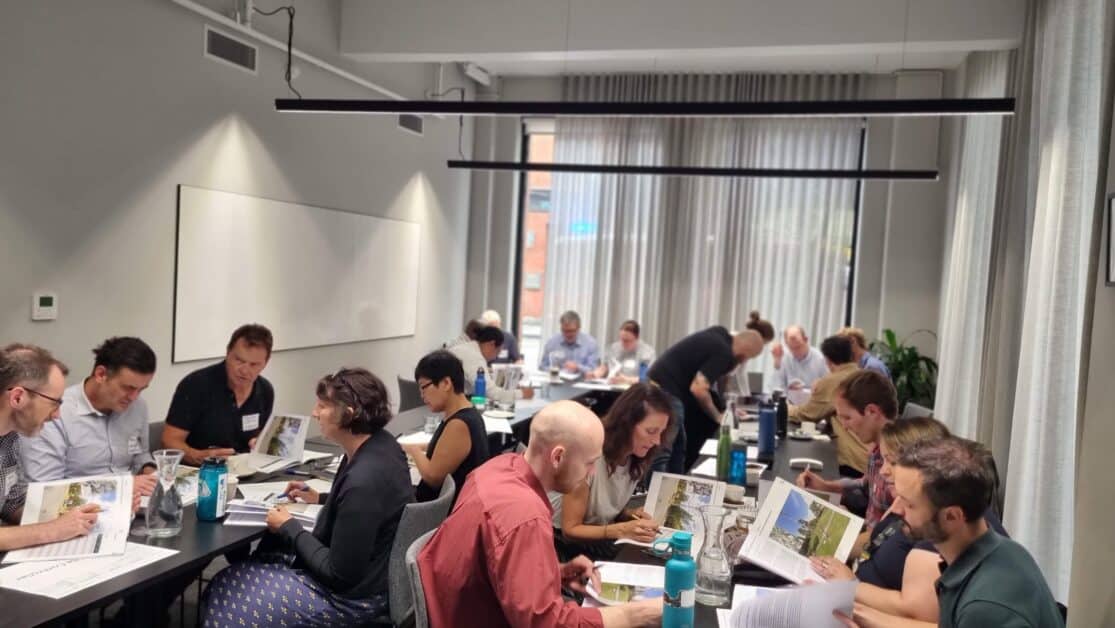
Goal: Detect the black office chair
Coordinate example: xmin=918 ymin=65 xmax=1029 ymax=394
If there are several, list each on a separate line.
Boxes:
xmin=397 ymin=376 xmax=423 ymax=413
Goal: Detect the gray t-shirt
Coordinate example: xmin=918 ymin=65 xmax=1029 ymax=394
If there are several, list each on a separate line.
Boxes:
xmin=550 ymin=455 xmax=638 ymax=528
xmin=606 ymin=341 xmax=657 ymax=378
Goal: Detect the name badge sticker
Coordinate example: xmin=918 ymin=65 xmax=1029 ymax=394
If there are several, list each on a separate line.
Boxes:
xmin=242 ymin=413 xmax=260 ymax=431
xmin=127 ymin=435 xmax=144 ymax=455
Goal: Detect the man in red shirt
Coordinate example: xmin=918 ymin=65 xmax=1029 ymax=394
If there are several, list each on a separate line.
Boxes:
xmin=418 ymin=400 xmax=661 ymax=628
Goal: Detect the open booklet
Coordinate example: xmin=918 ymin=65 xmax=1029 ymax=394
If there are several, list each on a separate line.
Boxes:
xmin=738 ymin=478 xmax=863 ymax=584
xmin=3 ymin=474 xmax=133 ymax=563
xmin=139 ymin=465 xmax=199 ymax=510
xmin=615 ymin=472 xmax=726 ymax=557
xmin=224 ymin=499 xmax=322 ymax=531
xmin=716 ymin=582 xmax=856 ymax=628
xmin=228 ymin=414 xmax=311 ymax=476
xmin=583 ymin=562 xmax=664 ymax=607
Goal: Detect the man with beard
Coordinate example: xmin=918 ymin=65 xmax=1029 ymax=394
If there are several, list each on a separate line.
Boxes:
xmin=418 ymin=400 xmax=661 ymax=628
xmin=0 ymin=343 xmax=101 ymax=550
xmin=836 ymin=437 xmax=1063 ymax=628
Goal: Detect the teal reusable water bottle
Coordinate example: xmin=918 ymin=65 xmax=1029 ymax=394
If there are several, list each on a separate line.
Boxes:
xmin=197 ymin=457 xmax=228 ymax=521
xmin=663 ymin=531 xmax=696 ymax=628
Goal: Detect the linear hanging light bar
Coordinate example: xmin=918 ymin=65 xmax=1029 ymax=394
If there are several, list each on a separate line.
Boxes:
xmin=277 ymin=97 xmax=1013 ymax=118
xmin=447 ymin=160 xmax=939 ymax=181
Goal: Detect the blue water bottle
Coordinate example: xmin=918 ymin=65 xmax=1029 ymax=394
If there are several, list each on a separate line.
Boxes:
xmin=197 ymin=457 xmax=228 ymax=521
xmin=663 ymin=531 xmax=696 ymax=628
xmin=729 ymin=439 xmax=748 ymax=486
xmin=757 ymin=402 xmax=776 ymax=463
xmin=474 ymin=367 xmax=486 ymax=399
xmin=638 ymin=361 xmax=649 ymax=383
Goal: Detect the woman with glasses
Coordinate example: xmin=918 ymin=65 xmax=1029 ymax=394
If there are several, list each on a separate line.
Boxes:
xmin=202 ymin=367 xmax=413 ymax=627
xmin=550 ymin=383 xmax=674 ymax=561
xmin=401 ymin=350 xmax=490 ymax=504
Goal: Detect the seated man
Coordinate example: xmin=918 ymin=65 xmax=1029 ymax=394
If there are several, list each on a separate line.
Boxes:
xmin=162 ymin=324 xmax=274 ymax=466
xmin=538 ymin=310 xmax=600 ymax=376
xmin=772 ymin=324 xmax=830 ymax=391
xmin=479 ymin=309 xmax=523 ymax=364
xmin=788 ymin=335 xmax=869 ymax=476
xmin=445 ymin=321 xmax=504 ymax=395
xmin=418 ymin=400 xmax=661 ymax=628
xmin=797 ymin=369 xmax=897 ymax=529
xmin=837 ymin=437 xmax=1064 ymax=628
xmin=22 ymin=336 xmax=160 ymax=503
xmin=592 ymin=319 xmax=656 ymax=384
xmin=838 ymin=326 xmax=892 ymax=380
xmin=0 ymin=344 xmax=101 ymax=550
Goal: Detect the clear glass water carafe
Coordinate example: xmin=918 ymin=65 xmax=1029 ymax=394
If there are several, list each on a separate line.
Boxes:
xmin=144 ymin=449 xmax=184 ymax=538
xmin=695 ymin=505 xmax=732 ymax=606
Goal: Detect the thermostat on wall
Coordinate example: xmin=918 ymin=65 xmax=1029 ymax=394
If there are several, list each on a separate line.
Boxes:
xmin=31 ymin=292 xmax=58 ymax=321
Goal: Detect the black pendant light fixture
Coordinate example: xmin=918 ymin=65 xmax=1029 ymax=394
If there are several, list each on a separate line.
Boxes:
xmin=276 ymin=97 xmax=1014 ymax=118
xmin=447 ymin=160 xmax=938 ymax=181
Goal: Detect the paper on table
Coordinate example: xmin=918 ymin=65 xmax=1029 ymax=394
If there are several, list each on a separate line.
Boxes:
xmin=4 ymin=474 xmax=133 ymax=563
xmin=237 ymin=479 xmax=331 ymax=503
xmin=482 ymin=415 xmax=514 ymax=434
xmin=740 ymin=478 xmax=862 ymax=584
xmin=719 ymin=581 xmax=856 ymax=628
xmin=616 ymin=472 xmax=726 ymax=557
xmin=692 ymin=457 xmax=718 ymax=477
xmin=699 ymin=439 xmax=759 ymax=460
xmin=786 ymin=388 xmax=811 ymax=407
xmin=0 ymin=542 xmax=179 ymax=599
xmin=584 ymin=562 xmax=665 ymax=606
xmin=301 ymin=450 xmax=333 ymax=464
xmin=397 ymin=432 xmax=433 ymax=446
xmin=716 ymin=585 xmax=782 ymax=627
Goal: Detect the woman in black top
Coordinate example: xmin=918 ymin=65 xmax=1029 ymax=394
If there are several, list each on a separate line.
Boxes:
xmin=402 ymin=350 xmax=490 ymax=503
xmin=202 ymin=367 xmax=413 ymax=627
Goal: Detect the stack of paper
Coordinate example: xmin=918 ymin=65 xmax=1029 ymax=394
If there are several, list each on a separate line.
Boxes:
xmin=236 ymin=479 xmax=332 ymax=503
xmin=716 ymin=582 xmax=855 ymax=628
xmin=224 ymin=499 xmax=322 ymax=531
xmin=0 ymin=543 xmax=178 ymax=599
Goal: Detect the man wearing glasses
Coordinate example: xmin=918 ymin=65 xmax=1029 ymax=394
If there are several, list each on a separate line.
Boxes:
xmin=0 ymin=343 xmax=102 ymax=550
xmin=21 ymin=337 xmax=160 ymax=504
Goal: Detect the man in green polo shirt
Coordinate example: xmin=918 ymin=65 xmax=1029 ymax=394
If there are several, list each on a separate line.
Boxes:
xmin=837 ymin=436 xmax=1063 ymax=627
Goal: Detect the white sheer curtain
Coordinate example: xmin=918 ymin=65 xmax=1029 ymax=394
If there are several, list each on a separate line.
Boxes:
xmin=1003 ymin=0 xmax=1110 ymax=601
xmin=545 ymin=73 xmax=863 ymax=379
xmin=935 ymin=52 xmax=1011 ymax=437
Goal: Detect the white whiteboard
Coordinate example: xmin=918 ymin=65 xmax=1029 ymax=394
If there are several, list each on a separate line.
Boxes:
xmin=173 ymin=185 xmax=420 ymax=362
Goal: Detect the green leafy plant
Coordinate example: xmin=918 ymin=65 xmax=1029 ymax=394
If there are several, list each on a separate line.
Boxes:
xmin=870 ymin=329 xmax=938 ymax=412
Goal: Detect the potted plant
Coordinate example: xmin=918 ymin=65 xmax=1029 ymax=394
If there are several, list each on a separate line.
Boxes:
xmin=870 ymin=329 xmax=938 ymax=412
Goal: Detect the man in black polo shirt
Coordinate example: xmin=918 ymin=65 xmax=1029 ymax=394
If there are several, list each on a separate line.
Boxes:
xmin=837 ymin=437 xmax=1063 ymax=627
xmin=162 ymin=324 xmax=275 ymax=466
xmin=648 ymin=326 xmax=765 ymax=473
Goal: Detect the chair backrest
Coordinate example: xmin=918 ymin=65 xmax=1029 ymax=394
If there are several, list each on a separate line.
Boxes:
xmin=901 ymin=402 xmax=934 ymax=419
xmin=747 ymin=371 xmax=764 ymax=396
xmin=397 ymin=376 xmax=423 ymax=413
xmin=387 ymin=475 xmax=456 ymax=624
xmin=148 ymin=421 xmax=165 ymax=451
xmin=406 ymin=529 xmax=438 ymax=628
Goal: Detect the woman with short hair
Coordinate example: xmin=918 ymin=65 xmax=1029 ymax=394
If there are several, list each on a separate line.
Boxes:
xmin=202 ymin=367 xmax=413 ymax=627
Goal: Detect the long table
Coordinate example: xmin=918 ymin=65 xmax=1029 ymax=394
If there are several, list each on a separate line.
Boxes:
xmin=615 ymin=434 xmax=841 ymax=626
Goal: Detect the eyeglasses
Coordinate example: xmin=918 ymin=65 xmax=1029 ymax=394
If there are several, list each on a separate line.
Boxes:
xmin=7 ymin=386 xmax=64 ymax=408
xmin=418 ymin=381 xmax=435 ymax=392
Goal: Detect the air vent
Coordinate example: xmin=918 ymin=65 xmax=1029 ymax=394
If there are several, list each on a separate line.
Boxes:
xmin=204 ymin=25 xmax=258 ymax=74
xmin=397 ymin=114 xmax=424 ymax=137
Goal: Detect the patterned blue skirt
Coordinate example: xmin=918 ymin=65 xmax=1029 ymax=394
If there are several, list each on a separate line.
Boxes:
xmin=202 ymin=558 xmax=388 ymax=628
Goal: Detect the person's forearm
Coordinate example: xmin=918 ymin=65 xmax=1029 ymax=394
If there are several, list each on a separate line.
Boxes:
xmin=162 ymin=431 xmax=202 ymax=465
xmin=411 ymin=454 xmax=446 ymax=487
xmin=856 ymin=583 xmax=908 ymax=617
xmin=0 ymin=521 xmax=61 ymax=551
xmin=694 ymin=390 xmax=720 ymax=424
xmin=599 ymin=602 xmax=658 ymax=628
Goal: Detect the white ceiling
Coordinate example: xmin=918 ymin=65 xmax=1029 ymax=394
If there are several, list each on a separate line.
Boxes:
xmin=478 ymin=50 xmax=971 ymax=78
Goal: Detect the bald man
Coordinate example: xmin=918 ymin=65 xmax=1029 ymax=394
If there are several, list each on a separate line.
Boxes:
xmin=648 ymin=327 xmax=766 ymax=473
xmin=419 ymin=401 xmax=661 ymax=628
xmin=772 ymin=325 xmax=829 ymax=391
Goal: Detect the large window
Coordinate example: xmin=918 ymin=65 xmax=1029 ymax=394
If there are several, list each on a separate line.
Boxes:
xmin=515 ymin=130 xmax=554 ymax=369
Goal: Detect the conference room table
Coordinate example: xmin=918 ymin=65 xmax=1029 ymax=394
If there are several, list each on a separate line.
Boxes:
xmin=613 ymin=432 xmax=842 ymax=626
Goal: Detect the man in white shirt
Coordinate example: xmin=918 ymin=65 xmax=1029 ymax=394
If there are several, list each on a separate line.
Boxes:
xmin=771 ymin=325 xmax=830 ymax=392
xmin=22 ymin=336 xmax=159 ymax=501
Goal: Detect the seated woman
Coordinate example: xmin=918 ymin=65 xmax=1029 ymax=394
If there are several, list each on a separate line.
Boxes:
xmin=812 ymin=416 xmax=1006 ymax=624
xmin=401 ymin=350 xmax=491 ymax=504
xmin=592 ymin=320 xmax=657 ymax=384
xmin=550 ymin=383 xmax=673 ymax=561
xmin=202 ymin=368 xmax=413 ymax=627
